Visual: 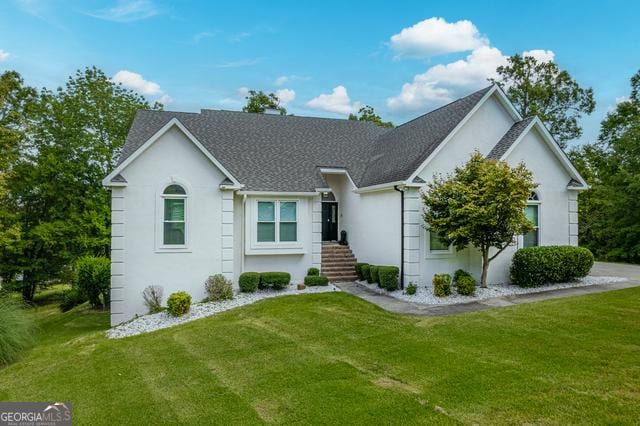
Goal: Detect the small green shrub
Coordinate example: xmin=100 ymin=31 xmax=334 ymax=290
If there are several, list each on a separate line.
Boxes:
xmin=510 ymin=246 xmax=594 ymax=287
xmin=0 ymin=296 xmax=34 ymax=366
xmin=361 ymin=265 xmax=371 ymax=283
xmin=433 ymin=274 xmax=452 ymax=297
xmin=167 ymin=291 xmax=192 ymax=317
xmin=60 ymin=287 xmax=87 ymax=312
xmin=370 ymin=266 xmax=379 ymax=284
xmin=260 ymin=272 xmax=291 ymax=290
xmin=204 ymin=274 xmax=234 ymax=301
xmin=378 ymin=266 xmax=400 ymax=291
xmin=454 ymin=269 xmax=471 ymax=283
xmin=75 ymin=256 xmax=111 ymax=310
xmin=239 ymin=272 xmax=260 ymax=293
xmin=142 ymin=285 xmax=164 ymax=314
xmin=307 ymin=267 xmax=320 ymax=276
xmin=354 ymin=263 xmax=368 ymax=280
xmin=304 ymin=275 xmax=329 ymax=286
xmin=456 ymin=275 xmax=476 ymax=296
xmin=405 ymin=282 xmax=418 ymax=295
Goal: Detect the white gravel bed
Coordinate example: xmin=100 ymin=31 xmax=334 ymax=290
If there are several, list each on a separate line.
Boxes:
xmin=108 ymin=284 xmax=340 ymax=339
xmin=355 ymin=275 xmax=628 ymax=306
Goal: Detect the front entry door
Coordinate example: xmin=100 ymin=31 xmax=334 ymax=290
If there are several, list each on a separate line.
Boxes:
xmin=322 ymin=202 xmax=338 ymax=241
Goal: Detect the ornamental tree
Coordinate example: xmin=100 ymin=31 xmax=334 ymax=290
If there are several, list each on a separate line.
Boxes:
xmin=422 ymin=152 xmax=537 ymax=288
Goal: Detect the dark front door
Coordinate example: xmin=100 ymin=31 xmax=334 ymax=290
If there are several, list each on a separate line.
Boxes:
xmin=322 ymin=202 xmax=338 ymax=241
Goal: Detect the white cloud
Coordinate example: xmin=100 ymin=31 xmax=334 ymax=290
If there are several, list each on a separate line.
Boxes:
xmin=85 ymin=0 xmax=158 ymax=23
xmin=237 ymin=86 xmax=250 ymax=97
xmin=0 ymin=50 xmax=9 ymax=61
xmin=157 ymin=94 xmax=173 ymax=105
xmin=112 ymin=70 xmax=161 ymax=95
xmin=390 ymin=17 xmax=488 ymax=58
xmin=523 ymin=49 xmax=555 ymax=62
xmin=306 ymin=86 xmax=360 ymax=115
xmin=192 ymin=31 xmax=215 ymax=43
xmin=274 ymin=76 xmax=288 ymax=86
xmin=208 ymin=58 xmax=261 ymax=69
xmin=616 ymin=96 xmax=629 ymax=104
xmin=275 ymin=88 xmax=295 ymax=105
xmin=273 ymin=74 xmax=311 ymax=86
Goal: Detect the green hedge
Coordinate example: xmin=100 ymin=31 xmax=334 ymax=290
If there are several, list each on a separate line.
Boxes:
xmin=510 ymin=246 xmax=594 ymax=288
xmin=307 ymin=267 xmax=320 ymax=276
xmin=304 ymin=275 xmax=329 ymax=286
xmin=378 ymin=266 xmax=399 ymax=291
xmin=355 ymin=263 xmax=368 ymax=280
xmin=260 ymin=272 xmax=291 ymax=290
xmin=369 ymin=265 xmax=379 ymax=284
xmin=455 ymin=275 xmax=476 ymax=296
xmin=433 ymin=274 xmax=452 ymax=297
xmin=167 ymin=291 xmax=192 ymax=317
xmin=239 ymin=272 xmax=260 ymax=293
xmin=361 ymin=265 xmax=371 ymax=283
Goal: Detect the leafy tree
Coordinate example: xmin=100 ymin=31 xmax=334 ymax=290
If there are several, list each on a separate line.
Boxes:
xmin=0 ymin=67 xmax=158 ymax=301
xmin=0 ymin=71 xmax=37 ymax=173
xmin=422 ymin=152 xmax=536 ymax=288
xmin=348 ymin=105 xmax=394 ymax=128
xmin=242 ymin=90 xmax=287 ymax=115
xmin=491 ymin=54 xmax=595 ymax=147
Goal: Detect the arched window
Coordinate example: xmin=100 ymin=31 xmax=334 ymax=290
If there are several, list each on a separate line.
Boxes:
xmin=524 ymin=191 xmax=540 ymax=247
xmin=162 ymin=184 xmax=187 ymax=246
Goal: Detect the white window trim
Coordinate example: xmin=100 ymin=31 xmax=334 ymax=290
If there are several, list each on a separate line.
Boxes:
xmin=155 ymin=177 xmax=192 ymax=253
xmin=246 ymin=197 xmax=305 ymax=254
xmin=520 ymin=191 xmax=541 ymax=248
xmin=425 ymin=229 xmax=455 ymax=258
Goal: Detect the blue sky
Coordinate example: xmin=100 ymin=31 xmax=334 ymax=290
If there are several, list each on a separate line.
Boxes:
xmin=1 ymin=0 xmax=638 ymax=147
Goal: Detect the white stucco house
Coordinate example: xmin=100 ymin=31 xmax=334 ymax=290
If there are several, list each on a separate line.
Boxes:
xmin=103 ymin=84 xmax=587 ymax=325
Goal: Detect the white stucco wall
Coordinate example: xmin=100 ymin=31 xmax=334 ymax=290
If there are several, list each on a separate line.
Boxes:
xmin=110 ymin=126 xmax=227 ymax=325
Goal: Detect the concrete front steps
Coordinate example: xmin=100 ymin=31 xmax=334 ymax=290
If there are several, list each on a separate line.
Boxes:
xmin=321 ymin=243 xmax=358 ymax=282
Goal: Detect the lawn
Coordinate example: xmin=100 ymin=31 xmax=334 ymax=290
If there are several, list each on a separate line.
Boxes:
xmin=1 ymin=288 xmax=639 ymax=424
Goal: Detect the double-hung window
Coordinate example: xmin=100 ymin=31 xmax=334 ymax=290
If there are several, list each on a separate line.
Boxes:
xmin=257 ymin=200 xmax=297 ymax=243
xmin=523 ymin=192 xmax=540 ymax=247
xmin=162 ymin=184 xmax=187 ymax=246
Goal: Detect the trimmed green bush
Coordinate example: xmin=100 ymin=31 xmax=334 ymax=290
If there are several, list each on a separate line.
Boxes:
xmin=239 ymin=272 xmax=260 ymax=293
xmin=405 ymin=282 xmax=418 ymax=295
xmin=378 ymin=266 xmax=400 ymax=291
xmin=510 ymin=246 xmax=594 ymax=287
xmin=354 ymin=263 xmax=368 ymax=280
xmin=307 ymin=267 xmax=320 ymax=276
xmin=260 ymin=272 xmax=291 ymax=290
xmin=204 ymin=274 xmax=234 ymax=301
xmin=304 ymin=275 xmax=329 ymax=286
xmin=454 ymin=269 xmax=471 ymax=283
xmin=361 ymin=265 xmax=371 ymax=283
xmin=75 ymin=256 xmax=111 ymax=310
xmin=456 ymin=275 xmax=476 ymax=296
xmin=0 ymin=296 xmax=34 ymax=366
xmin=167 ymin=291 xmax=192 ymax=316
xmin=433 ymin=274 xmax=452 ymax=297
xmin=369 ymin=265 xmax=379 ymax=284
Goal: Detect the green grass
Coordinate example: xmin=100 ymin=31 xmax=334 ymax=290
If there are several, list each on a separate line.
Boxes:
xmin=0 ymin=288 xmax=639 ymax=424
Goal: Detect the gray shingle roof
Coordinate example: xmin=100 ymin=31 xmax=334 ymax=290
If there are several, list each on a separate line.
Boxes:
xmin=487 ymin=117 xmax=535 ymax=160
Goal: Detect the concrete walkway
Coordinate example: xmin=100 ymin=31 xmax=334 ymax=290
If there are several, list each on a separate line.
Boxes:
xmin=336 ymin=262 xmax=640 ymax=316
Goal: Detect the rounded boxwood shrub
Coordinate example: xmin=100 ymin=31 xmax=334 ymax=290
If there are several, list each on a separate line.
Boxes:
xmin=510 ymin=246 xmax=594 ymax=288
xmin=378 ymin=266 xmax=400 ymax=291
xmin=167 ymin=291 xmax=192 ymax=317
xmin=455 ymin=275 xmax=476 ymax=296
xmin=239 ymin=272 xmax=260 ymax=293
xmin=433 ymin=274 xmax=452 ymax=297
xmin=260 ymin=272 xmax=291 ymax=290
xmin=204 ymin=274 xmax=233 ymax=301
xmin=304 ymin=275 xmax=329 ymax=286
xmin=453 ymin=269 xmax=471 ymax=284
xmin=369 ymin=265 xmax=379 ymax=284
xmin=405 ymin=282 xmax=417 ymax=295
xmin=354 ymin=263 xmax=368 ymax=280
xmin=361 ymin=264 xmax=371 ymax=283
xmin=307 ymin=267 xmax=320 ymax=276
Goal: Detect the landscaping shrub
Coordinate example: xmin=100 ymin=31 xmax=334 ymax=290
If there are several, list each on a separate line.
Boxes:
xmin=239 ymin=272 xmax=260 ymax=293
xmin=454 ymin=269 xmax=471 ymax=284
xmin=304 ymin=275 xmax=329 ymax=286
xmin=405 ymin=282 xmax=417 ymax=295
xmin=307 ymin=267 xmax=320 ymax=276
xmin=0 ymin=296 xmax=34 ymax=366
xmin=510 ymin=246 xmax=594 ymax=288
xmin=361 ymin=265 xmax=371 ymax=283
xmin=455 ymin=275 xmax=476 ymax=296
xmin=204 ymin=274 xmax=234 ymax=302
xmin=370 ymin=266 xmax=379 ymax=284
xmin=142 ymin=285 xmax=164 ymax=314
xmin=355 ymin=263 xmax=368 ymax=280
xmin=433 ymin=274 xmax=452 ymax=297
xmin=260 ymin=272 xmax=291 ymax=290
xmin=60 ymin=287 xmax=87 ymax=312
xmin=167 ymin=291 xmax=192 ymax=316
xmin=76 ymin=256 xmax=111 ymax=310
xmin=378 ymin=266 xmax=399 ymax=291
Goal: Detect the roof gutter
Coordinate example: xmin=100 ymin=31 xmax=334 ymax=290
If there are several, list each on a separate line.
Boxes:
xmin=394 ymin=184 xmax=405 ymax=289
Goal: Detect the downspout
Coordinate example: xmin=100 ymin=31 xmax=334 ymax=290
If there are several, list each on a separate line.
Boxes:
xmin=241 ymin=193 xmax=247 ymax=274
xmin=394 ymin=185 xmax=405 ymax=289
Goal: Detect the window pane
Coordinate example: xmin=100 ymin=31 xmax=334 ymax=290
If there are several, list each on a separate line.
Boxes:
xmin=163 ymin=184 xmax=186 ymax=195
xmin=430 ymin=231 xmax=449 ymax=251
xmin=280 ymin=222 xmax=297 ymax=242
xmin=257 ymin=222 xmax=275 ymax=242
xmin=258 ymin=202 xmax=275 ymax=222
xmin=164 ymin=222 xmax=185 ymax=245
xmin=525 ymin=205 xmax=538 ymax=226
xmin=523 ymin=230 xmax=539 ymax=248
xmin=280 ymin=201 xmax=296 ymax=222
xmin=164 ymin=199 xmax=185 ymax=221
